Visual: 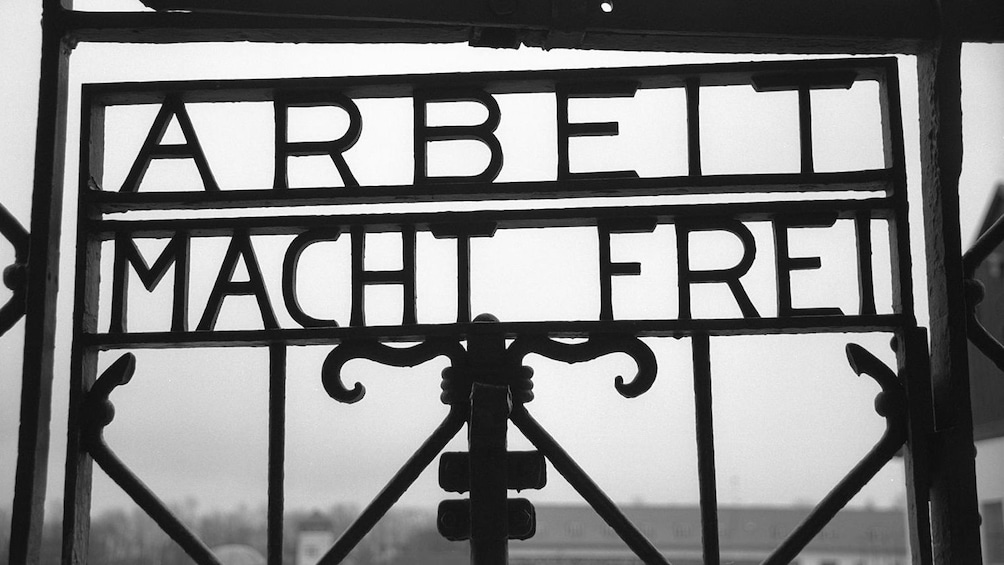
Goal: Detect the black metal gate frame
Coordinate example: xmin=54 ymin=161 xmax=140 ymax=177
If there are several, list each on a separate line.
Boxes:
xmin=53 ymin=57 xmax=929 ymax=564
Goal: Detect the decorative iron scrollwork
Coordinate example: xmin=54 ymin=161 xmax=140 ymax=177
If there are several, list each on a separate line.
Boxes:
xmin=81 ymin=353 xmax=137 ymax=446
xmin=845 ymin=343 xmax=908 ymax=424
xmin=0 ymin=203 xmax=29 ymax=336
xmin=507 ymin=334 xmax=657 ymax=398
xmin=322 ymin=338 xmax=466 ymax=403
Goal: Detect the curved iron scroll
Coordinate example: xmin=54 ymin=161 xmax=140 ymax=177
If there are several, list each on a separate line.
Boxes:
xmin=0 ymin=203 xmax=29 ymax=336
xmin=82 ymin=354 xmax=223 ymax=565
xmin=507 ymin=334 xmax=657 ymax=398
xmin=963 ymin=213 xmax=1004 ymax=372
xmin=321 ymin=338 xmax=466 ymax=403
xmin=763 ymin=343 xmax=908 ymax=565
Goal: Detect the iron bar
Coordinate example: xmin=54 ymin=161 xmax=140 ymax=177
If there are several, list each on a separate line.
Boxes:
xmin=319 ymin=406 xmax=467 ymax=564
xmin=854 ymin=213 xmax=878 ymax=316
xmin=0 ymin=203 xmax=29 ymax=336
xmin=509 ymin=405 xmax=669 ymax=565
xmin=88 ymin=198 xmax=898 ymax=238
xmin=88 ymin=440 xmax=222 ymax=565
xmin=72 ymin=1 xmax=958 ymax=46
xmin=82 ymin=315 xmax=910 ymax=349
xmin=88 ymin=171 xmax=896 ymax=212
xmin=9 ymin=0 xmax=71 ymax=561
xmin=877 ymin=56 xmax=916 ymax=320
xmin=961 ymin=195 xmax=1004 ymax=372
xmin=81 ymin=57 xmax=896 ymax=104
xmin=468 ymin=383 xmax=511 ymax=565
xmin=61 ymin=73 xmax=106 ymax=565
xmin=685 ymin=78 xmax=701 ymax=177
xmin=267 ymin=343 xmax=285 ymax=565
xmin=797 ymin=86 xmax=814 ymax=174
xmin=917 ymin=37 xmax=985 ymax=563
xmin=897 ymin=327 xmax=935 ymax=565
xmin=691 ymin=334 xmax=720 ymax=565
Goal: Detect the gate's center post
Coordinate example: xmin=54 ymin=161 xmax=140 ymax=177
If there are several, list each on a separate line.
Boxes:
xmin=467 ymin=313 xmax=512 ymax=565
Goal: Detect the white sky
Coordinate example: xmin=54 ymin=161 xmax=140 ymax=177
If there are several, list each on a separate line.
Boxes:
xmin=1 ymin=0 xmax=1003 ymax=532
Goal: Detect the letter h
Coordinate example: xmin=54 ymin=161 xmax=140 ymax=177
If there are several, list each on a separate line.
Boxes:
xmin=350 ymin=225 xmax=417 ymax=326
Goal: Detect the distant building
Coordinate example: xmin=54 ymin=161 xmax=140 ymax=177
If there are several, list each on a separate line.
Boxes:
xmin=212 ymin=544 xmax=266 ymax=565
xmin=967 ymin=182 xmax=1004 ymax=565
xmin=296 ymin=512 xmax=336 ymax=565
xmin=509 ymin=504 xmax=907 ymax=565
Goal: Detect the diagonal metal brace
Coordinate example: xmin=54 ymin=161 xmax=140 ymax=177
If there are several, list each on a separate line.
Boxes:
xmin=763 ymin=344 xmax=908 ymax=564
xmin=962 ymin=212 xmax=1004 ymax=373
xmin=0 ymin=203 xmax=29 ymax=336
xmin=82 ymin=354 xmax=223 ymax=565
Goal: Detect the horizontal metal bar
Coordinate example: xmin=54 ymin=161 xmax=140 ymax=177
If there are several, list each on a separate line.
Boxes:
xmin=82 ymin=57 xmax=895 ymax=105
xmin=61 ymin=4 xmax=980 ymax=51
xmin=63 ymin=10 xmax=471 ymax=46
xmin=81 ymin=314 xmax=908 ymax=349
xmin=88 ymin=171 xmax=895 ymax=212
xmin=88 ymin=197 xmax=897 ymax=238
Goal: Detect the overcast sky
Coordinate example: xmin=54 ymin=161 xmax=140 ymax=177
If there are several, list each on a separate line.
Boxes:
xmin=2 ymin=1 xmax=1004 ymax=530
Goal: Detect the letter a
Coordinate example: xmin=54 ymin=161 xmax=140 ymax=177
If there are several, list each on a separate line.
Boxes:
xmin=120 ymin=95 xmax=219 ymax=192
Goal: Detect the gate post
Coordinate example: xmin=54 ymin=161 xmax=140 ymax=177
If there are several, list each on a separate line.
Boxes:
xmin=466 ymin=314 xmax=511 ymax=565
xmin=438 ymin=314 xmax=543 ymax=564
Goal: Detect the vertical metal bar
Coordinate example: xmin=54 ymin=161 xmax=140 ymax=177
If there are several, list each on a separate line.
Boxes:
xmin=917 ymin=38 xmax=984 ymax=564
xmin=686 ymin=78 xmax=702 ymax=177
xmin=879 ymin=58 xmax=916 ymax=320
xmin=350 ymin=225 xmax=365 ymax=326
xmin=854 ymin=212 xmax=877 ymax=316
xmin=597 ymin=224 xmax=614 ymax=321
xmin=880 ymin=58 xmax=933 ymax=565
xmin=798 ymin=86 xmax=814 ymax=174
xmin=898 ymin=327 xmax=935 ymax=565
xmin=402 ymin=225 xmax=417 ymax=325
xmin=267 ymin=343 xmax=286 ymax=565
xmin=465 ymin=316 xmax=510 ymax=565
xmin=468 ymin=383 xmax=510 ymax=565
xmin=62 ymin=70 xmax=100 ymax=565
xmin=9 ymin=1 xmax=72 ymax=563
xmin=457 ymin=235 xmax=472 ymax=323
xmin=692 ymin=333 xmax=720 ymax=565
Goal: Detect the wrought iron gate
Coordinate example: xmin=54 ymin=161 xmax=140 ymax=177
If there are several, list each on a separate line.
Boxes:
xmin=53 ymin=57 xmax=926 ymax=564
xmin=5 ymin=1 xmax=1002 ymax=563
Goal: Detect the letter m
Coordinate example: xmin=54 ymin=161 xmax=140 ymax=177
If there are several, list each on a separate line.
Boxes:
xmin=110 ymin=232 xmax=190 ymax=333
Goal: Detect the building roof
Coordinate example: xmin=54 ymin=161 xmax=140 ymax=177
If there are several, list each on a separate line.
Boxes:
xmin=212 ymin=544 xmax=266 ymax=565
xmin=511 ymin=504 xmax=907 ymax=556
xmin=298 ymin=510 xmax=335 ymax=532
